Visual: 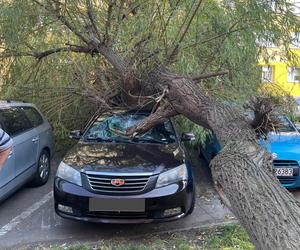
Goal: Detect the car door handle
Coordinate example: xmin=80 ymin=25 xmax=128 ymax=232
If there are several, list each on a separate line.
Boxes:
xmin=8 ymin=150 xmax=13 ymax=158
xmin=32 ymin=137 xmax=39 ymax=143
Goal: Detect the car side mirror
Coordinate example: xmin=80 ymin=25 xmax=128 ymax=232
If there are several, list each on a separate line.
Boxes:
xmin=181 ymin=132 xmax=195 ymax=142
xmin=295 ymin=123 xmax=300 ymax=132
xmin=69 ymin=130 xmax=82 ymax=140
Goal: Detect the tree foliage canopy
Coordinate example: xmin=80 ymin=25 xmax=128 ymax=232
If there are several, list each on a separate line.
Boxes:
xmin=1 ymin=0 xmax=299 ymax=138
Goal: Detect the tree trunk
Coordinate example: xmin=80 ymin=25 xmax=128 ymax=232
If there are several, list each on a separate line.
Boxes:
xmin=211 ymin=141 xmax=300 ymax=249
xmin=141 ymin=70 xmax=300 ymax=249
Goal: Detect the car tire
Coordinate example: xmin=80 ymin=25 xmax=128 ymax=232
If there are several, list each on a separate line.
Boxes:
xmin=186 ymin=191 xmax=196 ymax=215
xmin=199 ymin=149 xmax=205 ymax=160
xmin=30 ymin=150 xmax=50 ymax=187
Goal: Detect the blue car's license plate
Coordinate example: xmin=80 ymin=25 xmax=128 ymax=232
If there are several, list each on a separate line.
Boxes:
xmin=275 ymin=168 xmax=293 ymax=177
xmin=89 ymin=198 xmax=145 ymax=212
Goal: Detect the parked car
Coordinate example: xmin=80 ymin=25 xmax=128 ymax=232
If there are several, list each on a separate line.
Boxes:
xmin=0 ymin=101 xmax=54 ymax=202
xmin=54 ymin=110 xmax=195 ymax=223
xmin=294 ymin=97 xmax=300 ymax=119
xmin=200 ymin=115 xmax=300 ymax=188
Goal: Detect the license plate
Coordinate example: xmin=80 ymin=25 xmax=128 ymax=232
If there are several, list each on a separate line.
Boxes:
xmin=89 ymin=198 xmax=145 ymax=212
xmin=275 ymin=168 xmax=293 ymax=177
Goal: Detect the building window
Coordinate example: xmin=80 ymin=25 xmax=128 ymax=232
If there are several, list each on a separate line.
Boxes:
xmin=262 ymin=66 xmax=273 ymax=82
xmin=291 ymin=32 xmax=300 ymax=48
xmin=288 ymin=67 xmax=300 ymax=82
xmin=290 ymin=1 xmax=300 ymax=15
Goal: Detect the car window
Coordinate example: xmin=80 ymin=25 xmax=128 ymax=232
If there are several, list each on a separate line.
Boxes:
xmin=84 ymin=113 xmax=176 ymax=144
xmin=0 ymin=108 xmax=33 ymax=136
xmin=277 ymin=116 xmax=297 ymax=132
xmin=21 ymin=107 xmax=43 ymax=127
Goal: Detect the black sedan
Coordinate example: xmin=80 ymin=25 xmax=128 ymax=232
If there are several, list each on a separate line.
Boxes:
xmin=54 ymin=110 xmax=195 ymax=223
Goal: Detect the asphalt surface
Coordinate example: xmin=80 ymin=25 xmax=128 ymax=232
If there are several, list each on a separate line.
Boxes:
xmin=4 ymin=151 xmax=297 ymax=249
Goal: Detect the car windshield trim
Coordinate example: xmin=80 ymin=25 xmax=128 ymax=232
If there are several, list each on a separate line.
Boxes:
xmin=83 ymin=113 xmax=177 ymax=144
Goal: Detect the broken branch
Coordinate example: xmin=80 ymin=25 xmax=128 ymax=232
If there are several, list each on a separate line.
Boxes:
xmin=126 ymin=103 xmax=177 ymax=137
xmin=191 ymin=70 xmax=229 ymax=82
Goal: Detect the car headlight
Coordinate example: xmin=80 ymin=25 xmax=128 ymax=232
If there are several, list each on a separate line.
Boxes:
xmin=156 ymin=164 xmax=188 ymax=188
xmin=56 ymin=162 xmax=82 ymax=186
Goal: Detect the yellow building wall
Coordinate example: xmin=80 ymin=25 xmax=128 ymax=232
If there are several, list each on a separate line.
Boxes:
xmin=259 ymin=49 xmax=300 ymax=97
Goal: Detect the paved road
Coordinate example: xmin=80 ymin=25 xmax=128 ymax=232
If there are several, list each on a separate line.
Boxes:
xmin=0 ymin=152 xmax=267 ymax=249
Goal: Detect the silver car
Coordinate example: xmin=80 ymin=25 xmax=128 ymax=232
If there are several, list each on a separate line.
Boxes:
xmin=0 ymin=101 xmax=54 ymax=202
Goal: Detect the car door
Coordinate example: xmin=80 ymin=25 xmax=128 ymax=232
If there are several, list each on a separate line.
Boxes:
xmin=21 ymin=106 xmax=53 ymax=157
xmin=0 ymin=107 xmax=38 ymax=177
xmin=0 ymin=144 xmax=15 ymax=190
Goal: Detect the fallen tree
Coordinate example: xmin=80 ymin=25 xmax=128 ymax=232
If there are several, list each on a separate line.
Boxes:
xmin=1 ymin=1 xmax=300 ymax=249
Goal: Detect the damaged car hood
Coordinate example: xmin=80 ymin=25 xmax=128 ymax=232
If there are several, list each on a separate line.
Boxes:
xmin=63 ymin=142 xmax=184 ymax=174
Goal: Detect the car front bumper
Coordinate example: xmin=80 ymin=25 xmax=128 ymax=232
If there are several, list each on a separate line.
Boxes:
xmin=279 ymin=175 xmax=300 ymax=189
xmin=54 ymin=177 xmax=194 ymax=223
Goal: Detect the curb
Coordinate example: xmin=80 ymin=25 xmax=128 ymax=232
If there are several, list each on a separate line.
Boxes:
xmin=15 ymin=219 xmax=238 ymax=250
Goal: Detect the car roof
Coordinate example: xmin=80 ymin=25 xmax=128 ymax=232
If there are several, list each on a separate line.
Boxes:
xmin=97 ymin=109 xmax=152 ymax=117
xmin=0 ymin=100 xmax=36 ymax=109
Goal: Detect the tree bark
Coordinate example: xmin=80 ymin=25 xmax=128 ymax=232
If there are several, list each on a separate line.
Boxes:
xmin=134 ymin=70 xmax=300 ymax=250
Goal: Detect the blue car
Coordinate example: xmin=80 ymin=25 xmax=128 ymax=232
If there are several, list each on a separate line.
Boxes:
xmin=200 ymin=116 xmax=300 ymax=189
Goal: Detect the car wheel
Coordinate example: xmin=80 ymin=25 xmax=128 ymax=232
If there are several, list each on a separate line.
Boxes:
xmin=30 ymin=150 xmax=50 ymax=186
xmin=186 ymin=191 xmax=196 ymax=215
xmin=199 ymin=147 xmax=204 ymax=158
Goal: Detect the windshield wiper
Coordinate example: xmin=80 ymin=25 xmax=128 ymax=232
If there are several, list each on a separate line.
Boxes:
xmin=85 ymin=137 xmax=113 ymax=142
xmin=133 ymin=137 xmax=167 ymax=144
xmin=114 ymin=137 xmax=133 ymax=143
xmin=85 ymin=137 xmax=134 ymax=143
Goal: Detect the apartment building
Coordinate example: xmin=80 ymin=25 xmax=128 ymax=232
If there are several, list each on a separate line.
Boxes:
xmin=259 ymin=1 xmax=300 ymax=97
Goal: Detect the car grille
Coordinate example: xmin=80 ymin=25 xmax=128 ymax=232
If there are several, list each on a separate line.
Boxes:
xmin=273 ymin=160 xmax=299 ymax=168
xmin=86 ymin=173 xmax=151 ymax=193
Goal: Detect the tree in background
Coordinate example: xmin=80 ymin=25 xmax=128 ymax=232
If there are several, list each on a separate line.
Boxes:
xmin=1 ymin=1 xmax=300 ymax=249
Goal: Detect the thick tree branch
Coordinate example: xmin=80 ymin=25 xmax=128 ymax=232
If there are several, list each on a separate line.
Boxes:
xmin=86 ymin=0 xmax=102 ymax=41
xmin=126 ymin=103 xmax=177 ymax=137
xmin=109 ymin=0 xmax=126 ymax=45
xmin=52 ymin=0 xmax=90 ymax=43
xmin=166 ymin=0 xmax=203 ymax=64
xmin=164 ymin=0 xmax=182 ymax=31
xmin=34 ymin=1 xmax=129 ymax=80
xmin=104 ymin=0 xmax=115 ymax=45
xmin=0 ymin=45 xmax=93 ymax=59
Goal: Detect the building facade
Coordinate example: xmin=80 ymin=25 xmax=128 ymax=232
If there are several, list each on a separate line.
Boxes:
xmin=259 ymin=1 xmax=300 ymax=97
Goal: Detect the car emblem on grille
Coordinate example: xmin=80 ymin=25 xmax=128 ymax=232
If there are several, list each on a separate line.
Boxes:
xmin=111 ymin=178 xmax=125 ymax=186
